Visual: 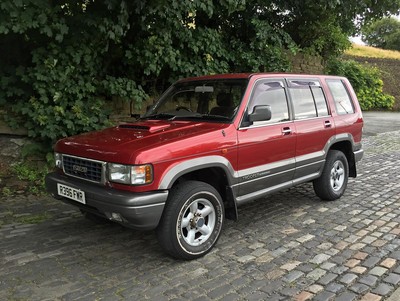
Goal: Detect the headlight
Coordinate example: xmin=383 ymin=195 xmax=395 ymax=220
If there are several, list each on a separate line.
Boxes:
xmin=55 ymin=152 xmax=62 ymax=169
xmin=108 ymin=163 xmax=153 ymax=185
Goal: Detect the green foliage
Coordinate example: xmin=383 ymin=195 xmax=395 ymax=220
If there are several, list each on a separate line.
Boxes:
xmin=15 ymin=213 xmax=51 ymax=224
xmin=1 ymin=187 xmax=12 ymax=198
xmin=0 ymin=210 xmax=51 ymax=225
xmin=12 ymin=161 xmax=49 ymax=194
xmin=362 ymin=17 xmax=400 ymax=51
xmin=13 ymin=162 xmax=48 ymax=182
xmin=0 ymin=0 xmax=145 ymax=144
xmin=0 ymin=0 xmax=399 ymax=146
xmin=326 ymin=59 xmax=395 ymax=111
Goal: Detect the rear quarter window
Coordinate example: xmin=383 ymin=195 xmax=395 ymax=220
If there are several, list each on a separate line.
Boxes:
xmin=326 ymin=80 xmax=355 ymax=115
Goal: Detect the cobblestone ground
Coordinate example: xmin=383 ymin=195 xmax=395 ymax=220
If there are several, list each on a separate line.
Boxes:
xmin=1 ymin=131 xmax=400 ymax=301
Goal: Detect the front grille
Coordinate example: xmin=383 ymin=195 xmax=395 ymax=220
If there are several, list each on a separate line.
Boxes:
xmin=63 ymin=155 xmax=104 ymax=183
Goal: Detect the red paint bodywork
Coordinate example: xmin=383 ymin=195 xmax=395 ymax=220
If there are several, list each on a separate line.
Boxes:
xmin=54 ymin=73 xmax=363 ymax=193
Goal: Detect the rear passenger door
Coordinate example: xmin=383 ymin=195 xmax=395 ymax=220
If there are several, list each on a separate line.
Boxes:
xmin=325 ymin=79 xmax=362 ymax=143
xmin=236 ymin=78 xmax=296 ymax=203
xmin=287 ymin=79 xmax=335 ymax=182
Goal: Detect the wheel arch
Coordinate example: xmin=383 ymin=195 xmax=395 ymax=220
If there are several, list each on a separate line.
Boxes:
xmin=159 ymin=157 xmax=238 ymax=221
xmin=328 ymin=140 xmax=356 ymax=177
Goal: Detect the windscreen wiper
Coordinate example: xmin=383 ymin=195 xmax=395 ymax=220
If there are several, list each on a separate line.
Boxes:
xmin=140 ymin=113 xmax=176 ymax=120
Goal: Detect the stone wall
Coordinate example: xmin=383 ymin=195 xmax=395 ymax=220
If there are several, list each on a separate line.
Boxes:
xmin=289 ymin=53 xmax=324 ymax=75
xmin=0 ymin=110 xmax=27 ymax=136
xmin=344 ymin=55 xmax=400 ymax=111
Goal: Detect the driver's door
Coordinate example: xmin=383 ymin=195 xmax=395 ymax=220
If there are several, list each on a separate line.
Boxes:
xmin=236 ymin=78 xmax=296 ymax=204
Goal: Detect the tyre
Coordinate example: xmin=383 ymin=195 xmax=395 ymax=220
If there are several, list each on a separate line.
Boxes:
xmin=156 ymin=181 xmax=224 ymax=260
xmin=313 ymin=150 xmax=349 ymax=201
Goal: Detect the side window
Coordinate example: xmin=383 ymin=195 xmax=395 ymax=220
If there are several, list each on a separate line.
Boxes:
xmin=247 ymin=80 xmax=289 ymax=124
xmin=311 ymin=87 xmax=329 ymax=116
xmin=327 ymin=80 xmax=355 ymax=114
xmin=288 ymin=79 xmax=329 ymax=119
xmin=289 ymin=87 xmax=317 ymax=119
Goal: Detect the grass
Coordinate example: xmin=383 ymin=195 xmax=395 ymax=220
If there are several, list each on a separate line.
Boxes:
xmin=0 ymin=212 xmax=52 ymax=228
xmin=15 ymin=213 xmax=51 ymax=224
xmin=345 ymin=44 xmax=400 ymax=60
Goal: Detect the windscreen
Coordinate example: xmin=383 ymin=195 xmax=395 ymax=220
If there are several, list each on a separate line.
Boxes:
xmin=143 ymin=79 xmax=248 ymax=122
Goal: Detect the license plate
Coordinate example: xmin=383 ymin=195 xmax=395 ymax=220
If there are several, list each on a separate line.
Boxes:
xmin=57 ymin=183 xmax=86 ymax=204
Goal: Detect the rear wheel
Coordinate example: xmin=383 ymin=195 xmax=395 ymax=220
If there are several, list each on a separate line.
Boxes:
xmin=156 ymin=181 xmax=224 ymax=260
xmin=313 ymin=150 xmax=349 ymax=201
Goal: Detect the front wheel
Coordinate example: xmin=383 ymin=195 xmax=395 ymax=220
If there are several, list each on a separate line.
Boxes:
xmin=156 ymin=181 xmax=224 ymax=260
xmin=313 ymin=150 xmax=349 ymax=201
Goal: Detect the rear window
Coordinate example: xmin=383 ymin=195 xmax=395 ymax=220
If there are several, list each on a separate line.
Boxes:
xmin=327 ymin=80 xmax=355 ymax=114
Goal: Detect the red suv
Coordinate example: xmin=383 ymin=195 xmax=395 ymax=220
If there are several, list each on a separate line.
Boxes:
xmin=46 ymin=73 xmax=364 ymax=259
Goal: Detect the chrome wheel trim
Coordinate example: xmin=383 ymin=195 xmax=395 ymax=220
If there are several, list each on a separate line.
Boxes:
xmin=178 ymin=196 xmax=216 ymax=247
xmin=330 ymin=160 xmax=345 ymax=191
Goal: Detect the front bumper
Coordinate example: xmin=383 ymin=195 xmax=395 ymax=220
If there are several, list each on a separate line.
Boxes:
xmin=45 ymin=172 xmax=168 ymax=230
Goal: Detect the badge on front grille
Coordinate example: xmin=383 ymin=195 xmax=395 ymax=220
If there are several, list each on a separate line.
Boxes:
xmin=73 ymin=165 xmax=88 ymax=173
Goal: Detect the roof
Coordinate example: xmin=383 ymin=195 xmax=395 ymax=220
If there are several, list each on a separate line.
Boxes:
xmin=178 ymin=72 xmax=343 ymax=83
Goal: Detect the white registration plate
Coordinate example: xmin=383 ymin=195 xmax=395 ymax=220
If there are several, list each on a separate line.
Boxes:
xmin=57 ymin=183 xmax=86 ymax=204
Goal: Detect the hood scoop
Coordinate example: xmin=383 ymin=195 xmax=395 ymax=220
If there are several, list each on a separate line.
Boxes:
xmin=118 ymin=123 xmax=171 ymax=133
xmin=119 ymin=124 xmax=149 ymax=130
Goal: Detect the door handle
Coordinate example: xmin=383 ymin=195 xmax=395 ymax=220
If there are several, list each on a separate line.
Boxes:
xmin=324 ymin=120 xmax=332 ymax=128
xmin=282 ymin=127 xmax=292 ymax=135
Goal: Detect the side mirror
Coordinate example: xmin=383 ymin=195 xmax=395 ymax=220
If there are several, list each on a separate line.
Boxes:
xmin=248 ymin=105 xmax=272 ymax=122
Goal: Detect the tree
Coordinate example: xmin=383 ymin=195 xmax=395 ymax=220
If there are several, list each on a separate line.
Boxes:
xmin=0 ymin=0 xmax=399 ymax=144
xmin=362 ymin=17 xmax=400 ymax=50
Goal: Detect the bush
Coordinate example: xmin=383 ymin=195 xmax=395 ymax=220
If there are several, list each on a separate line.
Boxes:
xmin=0 ymin=0 xmax=294 ymax=148
xmin=326 ymin=59 xmax=395 ymax=111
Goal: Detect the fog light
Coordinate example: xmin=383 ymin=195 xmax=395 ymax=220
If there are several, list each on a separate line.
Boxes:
xmin=55 ymin=152 xmax=62 ymax=169
xmin=111 ymin=212 xmax=123 ymax=222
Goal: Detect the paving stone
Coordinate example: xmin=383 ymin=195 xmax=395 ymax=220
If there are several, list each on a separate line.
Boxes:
xmin=266 ymin=269 xmax=286 ymax=280
xmin=220 ymin=293 xmax=241 ymax=301
xmin=351 ymin=266 xmax=367 ymax=274
xmin=306 ymin=284 xmax=324 ymax=294
xmin=330 ymin=265 xmax=349 ymax=275
xmin=359 ymin=275 xmax=379 ymax=287
xmin=313 ymin=291 xmax=336 ymax=301
xmin=349 ymin=283 xmax=369 ymax=294
xmin=207 ymin=284 xmax=235 ymax=299
xmin=326 ymin=282 xmax=345 ymax=293
xmin=260 ymin=279 xmax=285 ymax=294
xmin=280 ymin=261 xmax=302 ymax=271
xmin=2 ymin=131 xmax=400 ymax=301
xmin=310 ymin=254 xmax=331 ymax=264
xmin=359 ymin=293 xmax=382 ymax=301
xmin=335 ymin=291 xmax=358 ymax=301
xmin=372 ymin=240 xmax=387 ymax=247
xmin=320 ymin=262 xmax=336 ymax=271
xmin=380 ymin=258 xmax=396 ymax=269
xmin=284 ymin=270 xmax=304 ymax=283
xmin=339 ymin=273 xmax=358 ymax=285
xmin=363 ymin=256 xmax=381 ymax=268
xmin=384 ymin=273 xmax=400 ymax=285
xmin=345 ymin=259 xmax=360 ymax=268
xmin=294 ymin=291 xmax=314 ymax=301
xmin=246 ymin=291 xmax=270 ymax=301
xmin=371 ymin=283 xmax=394 ymax=296
xmin=307 ymin=268 xmax=326 ymax=281
xmin=369 ymin=267 xmax=388 ymax=277
xmin=317 ymin=273 xmax=337 ymax=285
xmin=296 ymin=234 xmax=315 ymax=243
